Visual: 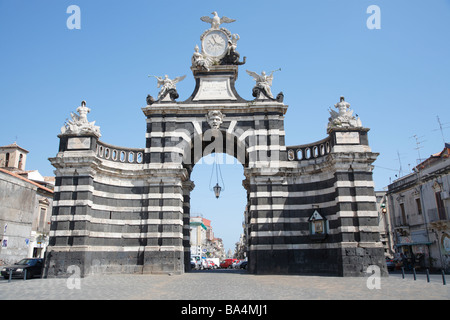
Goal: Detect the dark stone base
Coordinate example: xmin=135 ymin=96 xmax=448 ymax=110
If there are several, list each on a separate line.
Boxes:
xmin=43 ymin=250 xmax=184 ymax=278
xmin=339 ymin=247 xmax=388 ymax=277
xmin=247 ymin=247 xmax=388 ymax=277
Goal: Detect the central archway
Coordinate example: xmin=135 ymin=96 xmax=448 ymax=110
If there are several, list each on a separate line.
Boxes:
xmin=180 ymin=128 xmax=250 ymax=272
xmin=187 ymin=152 xmax=247 ymax=270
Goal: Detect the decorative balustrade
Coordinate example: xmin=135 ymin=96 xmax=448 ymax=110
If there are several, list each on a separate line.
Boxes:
xmin=286 ymin=136 xmax=331 ymax=161
xmin=96 ymin=141 xmax=144 ymax=164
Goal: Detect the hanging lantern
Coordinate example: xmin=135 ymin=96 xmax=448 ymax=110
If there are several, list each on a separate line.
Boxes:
xmin=213 ymin=182 xmax=222 ymax=199
xmin=209 ymin=153 xmax=225 ymax=199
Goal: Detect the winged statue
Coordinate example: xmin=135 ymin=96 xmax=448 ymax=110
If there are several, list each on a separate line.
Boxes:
xmin=200 ymin=11 xmax=235 ymax=29
xmin=149 ymin=74 xmax=186 ymax=100
xmin=246 ymin=69 xmax=280 ymax=99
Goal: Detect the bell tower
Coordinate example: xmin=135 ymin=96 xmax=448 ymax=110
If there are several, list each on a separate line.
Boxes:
xmin=0 ymin=142 xmax=29 ymax=171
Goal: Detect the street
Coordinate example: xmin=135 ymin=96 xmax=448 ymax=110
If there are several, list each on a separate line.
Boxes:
xmin=0 ymin=269 xmax=448 ymax=300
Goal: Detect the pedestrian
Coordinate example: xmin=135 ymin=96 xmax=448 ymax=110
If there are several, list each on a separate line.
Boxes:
xmin=401 ymin=253 xmax=409 ymax=270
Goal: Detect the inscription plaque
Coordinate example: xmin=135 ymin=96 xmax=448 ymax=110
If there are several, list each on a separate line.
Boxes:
xmin=67 ymin=137 xmax=91 ymax=150
xmin=335 ymin=132 xmax=360 ymax=144
xmin=193 ymin=77 xmax=236 ymax=101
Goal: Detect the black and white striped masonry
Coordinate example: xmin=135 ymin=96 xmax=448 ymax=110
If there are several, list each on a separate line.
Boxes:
xmin=44 ymin=17 xmax=387 ymax=277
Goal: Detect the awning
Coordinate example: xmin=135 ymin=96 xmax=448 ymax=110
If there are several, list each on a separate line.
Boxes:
xmin=395 ymin=242 xmax=433 ymax=247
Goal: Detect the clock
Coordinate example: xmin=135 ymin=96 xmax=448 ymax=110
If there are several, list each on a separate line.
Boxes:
xmin=202 ymin=30 xmax=229 ymax=58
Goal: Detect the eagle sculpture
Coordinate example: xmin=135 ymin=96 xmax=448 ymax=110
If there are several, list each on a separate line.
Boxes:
xmin=200 ymin=11 xmax=235 ymax=29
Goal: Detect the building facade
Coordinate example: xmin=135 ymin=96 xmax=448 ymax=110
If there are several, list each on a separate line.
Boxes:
xmin=189 ymin=216 xmax=207 ymax=256
xmin=189 ymin=216 xmax=223 ymax=260
xmin=387 ymin=144 xmax=450 ymax=271
xmin=0 ymin=143 xmax=54 ymax=265
xmin=374 ymin=190 xmax=394 ymax=258
xmin=44 ymin=12 xmax=386 ymax=277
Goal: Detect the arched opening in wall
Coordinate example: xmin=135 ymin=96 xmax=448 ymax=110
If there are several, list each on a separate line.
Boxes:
xmin=188 ymin=153 xmax=248 ymax=272
xmin=181 ymin=127 xmax=250 ymax=273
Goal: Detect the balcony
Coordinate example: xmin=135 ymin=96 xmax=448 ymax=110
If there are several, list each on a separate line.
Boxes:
xmin=427 ymin=207 xmax=449 ymax=223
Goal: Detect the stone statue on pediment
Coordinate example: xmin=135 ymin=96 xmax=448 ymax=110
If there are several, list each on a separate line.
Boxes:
xmin=246 ymin=70 xmax=275 ymax=99
xmin=200 ymin=11 xmax=235 ymax=30
xmin=192 ymin=45 xmax=212 ymax=71
xmin=328 ymin=96 xmax=362 ymax=129
xmin=60 ymin=101 xmax=101 ymax=137
xmin=149 ymin=74 xmax=186 ymax=101
xmin=246 ymin=69 xmax=283 ymax=101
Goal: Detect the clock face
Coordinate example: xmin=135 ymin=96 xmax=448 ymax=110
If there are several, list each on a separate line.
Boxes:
xmin=203 ymin=30 xmax=228 ymax=57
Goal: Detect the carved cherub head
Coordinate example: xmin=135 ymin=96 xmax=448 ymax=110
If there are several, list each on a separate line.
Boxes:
xmin=206 ymin=110 xmax=224 ymax=129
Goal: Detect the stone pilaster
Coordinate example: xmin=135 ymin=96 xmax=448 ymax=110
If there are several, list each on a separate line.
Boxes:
xmin=182 ymin=180 xmax=195 ymax=272
xmin=45 ymin=133 xmax=100 ymax=277
xmin=328 ymin=127 xmax=388 ymax=276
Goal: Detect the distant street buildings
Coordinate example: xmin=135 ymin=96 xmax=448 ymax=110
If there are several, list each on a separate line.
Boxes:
xmin=189 ymin=216 xmax=225 ymax=260
xmin=383 ymin=143 xmax=450 ymax=272
xmin=0 ymin=143 xmax=54 ymax=265
xmin=189 ymin=207 xmax=248 ymax=261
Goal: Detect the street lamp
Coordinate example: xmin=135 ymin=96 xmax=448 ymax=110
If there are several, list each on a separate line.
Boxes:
xmin=210 ymin=153 xmax=225 ymax=199
xmin=213 ymin=183 xmax=222 ymax=199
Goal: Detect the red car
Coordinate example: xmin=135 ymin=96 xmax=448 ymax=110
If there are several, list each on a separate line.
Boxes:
xmin=220 ymin=259 xmax=239 ymax=269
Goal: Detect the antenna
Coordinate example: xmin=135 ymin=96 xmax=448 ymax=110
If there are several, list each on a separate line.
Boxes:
xmin=410 ymin=134 xmax=425 ymax=165
xmin=433 ymin=116 xmax=450 ymax=145
xmin=395 ymin=150 xmax=406 ymax=177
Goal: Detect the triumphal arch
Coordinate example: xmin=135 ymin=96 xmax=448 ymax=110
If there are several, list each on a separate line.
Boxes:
xmin=44 ymin=12 xmax=387 ymax=277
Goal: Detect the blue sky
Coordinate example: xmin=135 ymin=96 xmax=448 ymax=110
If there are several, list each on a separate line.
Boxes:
xmin=1 ymin=1 xmax=449 ymax=252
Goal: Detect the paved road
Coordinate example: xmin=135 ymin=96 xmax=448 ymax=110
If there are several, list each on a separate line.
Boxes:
xmin=0 ymin=269 xmax=448 ymax=300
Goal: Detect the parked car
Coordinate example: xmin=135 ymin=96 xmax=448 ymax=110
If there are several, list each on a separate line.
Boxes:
xmin=205 ymin=258 xmax=220 ymax=269
xmin=220 ymin=258 xmax=239 ymax=269
xmin=191 ymin=255 xmax=203 ymax=269
xmin=1 ymin=258 xmax=44 ymax=279
xmin=206 ymin=261 xmax=217 ymax=269
xmin=385 ymin=257 xmax=395 ymax=271
xmin=239 ymin=261 xmax=248 ymax=269
xmin=234 ymin=259 xmax=245 ymax=269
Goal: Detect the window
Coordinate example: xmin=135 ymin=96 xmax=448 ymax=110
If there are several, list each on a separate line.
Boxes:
xmin=415 ymin=198 xmax=422 ymax=215
xmin=38 ymin=207 xmax=46 ymax=232
xmin=435 ymin=192 xmax=447 ymax=220
xmin=400 ymin=203 xmax=407 ymax=225
xmin=18 ymin=154 xmax=23 ymax=169
xmin=5 ymin=153 xmax=9 ymax=167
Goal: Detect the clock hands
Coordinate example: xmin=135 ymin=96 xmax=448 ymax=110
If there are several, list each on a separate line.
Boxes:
xmin=214 ymin=35 xmax=225 ymax=46
xmin=204 ymin=31 xmax=227 ymax=57
xmin=207 ymin=36 xmax=224 ymax=56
